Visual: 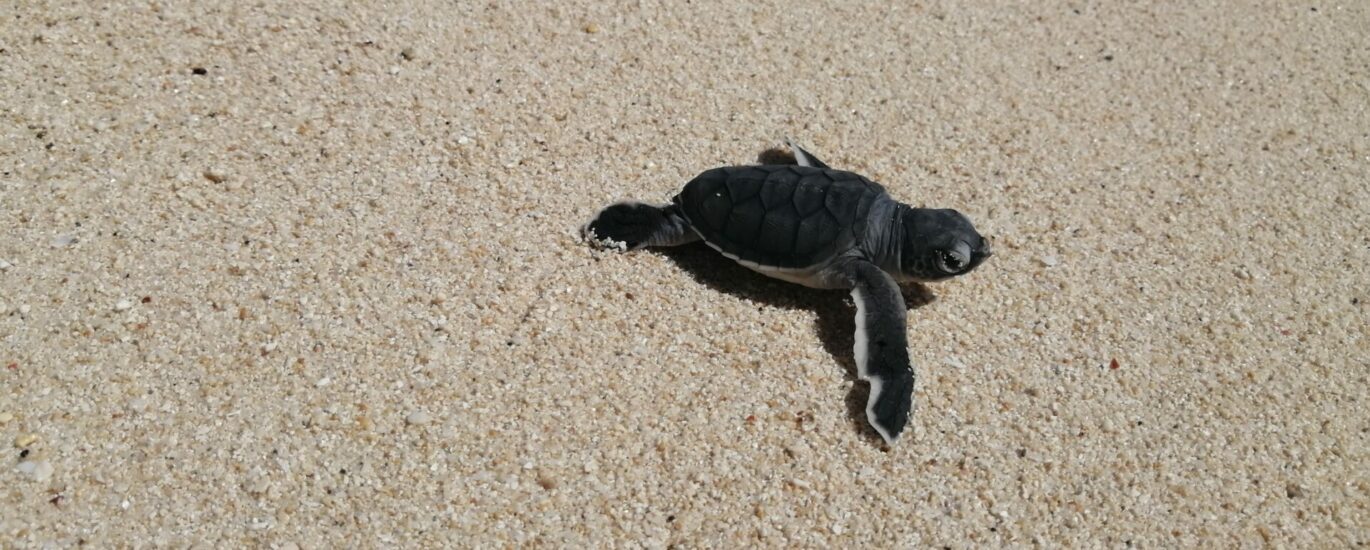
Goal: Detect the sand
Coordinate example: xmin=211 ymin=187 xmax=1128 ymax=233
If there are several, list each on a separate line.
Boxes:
xmin=2 ymin=1 xmax=1367 ymax=547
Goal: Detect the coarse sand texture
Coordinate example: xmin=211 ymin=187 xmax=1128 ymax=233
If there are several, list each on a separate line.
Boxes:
xmin=2 ymin=1 xmax=1367 ymax=547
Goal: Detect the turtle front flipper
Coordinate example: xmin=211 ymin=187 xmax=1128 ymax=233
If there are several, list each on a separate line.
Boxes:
xmin=848 ymin=260 xmax=914 ymax=445
xmin=583 ymin=201 xmax=700 ymax=251
xmin=756 ymin=138 xmax=831 ymax=169
xmin=785 ymin=137 xmax=830 ymax=169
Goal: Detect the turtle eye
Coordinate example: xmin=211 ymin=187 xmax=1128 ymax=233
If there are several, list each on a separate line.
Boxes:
xmin=939 ymin=250 xmax=965 ymax=272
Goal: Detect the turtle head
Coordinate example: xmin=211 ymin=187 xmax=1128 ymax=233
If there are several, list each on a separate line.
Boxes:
xmin=897 ymin=208 xmax=992 ymax=282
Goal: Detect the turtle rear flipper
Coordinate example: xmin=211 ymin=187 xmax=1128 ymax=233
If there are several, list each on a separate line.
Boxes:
xmin=849 ymin=260 xmax=914 ymax=446
xmin=583 ymin=201 xmax=699 ymax=251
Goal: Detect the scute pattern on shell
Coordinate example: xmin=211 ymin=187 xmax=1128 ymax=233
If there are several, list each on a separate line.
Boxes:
xmin=674 ymin=165 xmax=887 ymax=269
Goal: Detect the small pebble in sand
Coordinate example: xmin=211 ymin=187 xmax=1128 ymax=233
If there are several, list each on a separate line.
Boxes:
xmin=1039 ymin=255 xmax=1059 ymax=267
xmin=583 ymin=22 xmax=601 ymax=34
xmin=19 ymin=304 xmax=31 ymax=315
xmin=0 ymin=412 xmax=12 ymax=424
xmin=203 ymin=168 xmax=228 ymax=183
xmin=14 ymin=433 xmax=39 ymax=447
xmin=50 ymin=235 xmax=78 ymax=248
xmin=943 ymin=356 xmax=966 ymax=369
xmin=17 ymin=460 xmax=54 ymax=481
xmin=0 ymin=259 xmax=12 ymax=271
xmin=406 ymin=410 xmax=432 ymax=425
xmin=400 ymin=47 xmax=417 ymax=61
xmin=114 ymin=299 xmax=133 ymax=312
xmin=315 ymin=377 xmax=331 ymax=387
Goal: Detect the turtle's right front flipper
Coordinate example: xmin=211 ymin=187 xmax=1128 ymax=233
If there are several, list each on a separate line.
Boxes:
xmin=583 ymin=201 xmax=700 ymax=251
xmin=848 ymin=260 xmax=914 ymax=446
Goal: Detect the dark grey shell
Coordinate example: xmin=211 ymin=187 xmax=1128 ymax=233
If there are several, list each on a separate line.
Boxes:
xmin=673 ymin=165 xmax=889 ymax=269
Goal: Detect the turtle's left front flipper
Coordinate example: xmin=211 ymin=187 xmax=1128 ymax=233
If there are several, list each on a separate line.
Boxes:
xmin=848 ymin=260 xmax=914 ymax=446
xmin=756 ymin=138 xmax=832 ymax=169
xmin=785 ymin=138 xmax=830 ymax=169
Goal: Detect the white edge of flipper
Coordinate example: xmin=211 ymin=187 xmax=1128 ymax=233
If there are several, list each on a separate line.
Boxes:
xmin=852 ymin=285 xmax=899 ymax=446
xmin=783 ymin=136 xmax=816 ymax=168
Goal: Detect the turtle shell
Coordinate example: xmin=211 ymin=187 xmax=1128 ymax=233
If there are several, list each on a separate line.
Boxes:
xmin=673 ymin=165 xmax=888 ymax=269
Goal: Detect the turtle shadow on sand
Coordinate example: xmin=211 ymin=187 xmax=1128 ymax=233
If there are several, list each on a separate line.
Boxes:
xmin=656 ymin=243 xmax=937 ymax=449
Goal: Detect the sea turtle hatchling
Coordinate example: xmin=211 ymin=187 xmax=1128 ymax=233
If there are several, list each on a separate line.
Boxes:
xmin=582 ymin=140 xmax=992 ymax=445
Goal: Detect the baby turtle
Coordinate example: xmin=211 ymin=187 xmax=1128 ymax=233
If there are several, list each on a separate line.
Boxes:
xmin=583 ymin=140 xmax=991 ymax=445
